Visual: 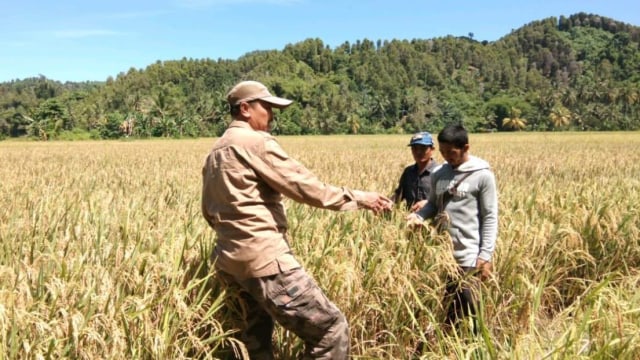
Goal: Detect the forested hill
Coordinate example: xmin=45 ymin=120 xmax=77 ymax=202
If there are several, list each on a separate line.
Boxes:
xmin=1 ymin=12 xmax=639 ymax=140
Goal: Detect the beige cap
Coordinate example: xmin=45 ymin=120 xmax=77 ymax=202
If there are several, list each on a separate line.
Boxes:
xmin=226 ymin=80 xmax=293 ymax=108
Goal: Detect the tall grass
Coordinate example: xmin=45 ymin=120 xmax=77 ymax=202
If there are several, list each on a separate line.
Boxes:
xmin=1 ymin=132 xmax=639 ymax=359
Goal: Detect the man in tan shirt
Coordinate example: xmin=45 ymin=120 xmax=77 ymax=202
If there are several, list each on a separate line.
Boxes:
xmin=202 ymin=80 xmax=391 ymax=359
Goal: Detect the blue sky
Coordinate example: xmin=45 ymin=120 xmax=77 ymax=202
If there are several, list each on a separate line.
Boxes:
xmin=1 ymin=0 xmax=639 ymax=83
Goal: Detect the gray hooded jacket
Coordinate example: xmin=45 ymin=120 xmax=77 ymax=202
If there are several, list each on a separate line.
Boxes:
xmin=415 ymin=155 xmax=498 ymax=267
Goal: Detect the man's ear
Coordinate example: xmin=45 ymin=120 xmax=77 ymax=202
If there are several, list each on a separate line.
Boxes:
xmin=463 ymin=144 xmax=470 ymax=152
xmin=239 ymin=102 xmax=252 ymax=117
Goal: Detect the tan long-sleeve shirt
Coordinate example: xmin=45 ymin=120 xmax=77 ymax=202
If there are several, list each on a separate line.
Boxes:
xmin=202 ymin=120 xmax=372 ymax=280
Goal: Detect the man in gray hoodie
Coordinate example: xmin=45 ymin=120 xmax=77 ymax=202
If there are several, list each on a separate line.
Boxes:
xmin=407 ymin=124 xmax=498 ymax=331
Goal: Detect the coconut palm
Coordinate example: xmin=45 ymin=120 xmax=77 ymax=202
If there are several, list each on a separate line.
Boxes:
xmin=502 ymin=107 xmax=527 ymax=131
xmin=22 ymin=114 xmax=49 ymax=140
xmin=549 ymin=105 xmax=572 ymax=129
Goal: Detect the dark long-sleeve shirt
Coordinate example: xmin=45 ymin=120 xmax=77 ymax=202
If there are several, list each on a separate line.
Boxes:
xmin=393 ymin=159 xmax=439 ymax=208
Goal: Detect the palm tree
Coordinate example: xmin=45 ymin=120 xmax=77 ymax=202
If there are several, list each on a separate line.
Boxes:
xmin=174 ymin=115 xmax=191 ymax=137
xmin=502 ymin=107 xmax=527 ymax=131
xmin=549 ymin=105 xmax=572 ymax=129
xmin=149 ymin=87 xmax=179 ymax=137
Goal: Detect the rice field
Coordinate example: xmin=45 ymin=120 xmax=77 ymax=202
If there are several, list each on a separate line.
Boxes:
xmin=1 ymin=132 xmax=639 ymax=359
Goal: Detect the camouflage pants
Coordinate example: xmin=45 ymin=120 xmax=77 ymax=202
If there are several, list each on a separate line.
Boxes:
xmin=218 ymin=268 xmax=349 ymax=360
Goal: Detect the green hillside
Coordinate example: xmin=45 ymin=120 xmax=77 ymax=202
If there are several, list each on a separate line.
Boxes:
xmin=1 ymin=12 xmax=639 ymax=140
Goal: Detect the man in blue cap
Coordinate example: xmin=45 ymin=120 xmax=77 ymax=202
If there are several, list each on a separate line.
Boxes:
xmin=391 ymin=131 xmax=440 ymax=210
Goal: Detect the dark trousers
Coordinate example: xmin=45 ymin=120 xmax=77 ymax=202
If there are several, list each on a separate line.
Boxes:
xmin=443 ymin=266 xmax=479 ymax=332
xmin=218 ymin=268 xmax=349 ymax=360
xmin=415 ymin=266 xmax=481 ymax=355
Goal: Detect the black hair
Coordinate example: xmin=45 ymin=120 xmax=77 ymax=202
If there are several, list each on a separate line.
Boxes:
xmin=437 ymin=124 xmax=468 ymax=148
xmin=229 ymin=104 xmax=241 ymax=117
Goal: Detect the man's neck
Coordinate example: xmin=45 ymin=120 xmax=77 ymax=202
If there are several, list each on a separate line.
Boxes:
xmin=417 ymin=159 xmax=431 ymax=173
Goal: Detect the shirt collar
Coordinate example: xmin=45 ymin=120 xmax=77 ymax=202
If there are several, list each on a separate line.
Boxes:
xmin=416 ymin=158 xmax=436 ymax=174
xmin=229 ymin=120 xmax=252 ymax=129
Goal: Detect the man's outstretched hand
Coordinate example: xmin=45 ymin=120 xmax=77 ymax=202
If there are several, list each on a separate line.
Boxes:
xmin=362 ymin=192 xmax=393 ymax=214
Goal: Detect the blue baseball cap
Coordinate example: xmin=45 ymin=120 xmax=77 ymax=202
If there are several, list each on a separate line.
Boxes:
xmin=407 ymin=132 xmax=434 ymax=146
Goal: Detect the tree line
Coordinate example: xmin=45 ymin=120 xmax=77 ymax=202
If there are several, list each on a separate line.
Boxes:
xmin=1 ymin=12 xmax=639 ymax=140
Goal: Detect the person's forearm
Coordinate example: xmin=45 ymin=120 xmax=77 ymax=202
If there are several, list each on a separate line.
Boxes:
xmin=478 ymin=174 xmax=498 ymax=261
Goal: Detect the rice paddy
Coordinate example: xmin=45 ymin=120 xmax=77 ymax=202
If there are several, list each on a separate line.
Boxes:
xmin=1 ymin=132 xmax=639 ymax=359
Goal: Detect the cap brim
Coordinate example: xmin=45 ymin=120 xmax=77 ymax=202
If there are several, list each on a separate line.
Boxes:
xmin=408 ymin=142 xmax=433 ymax=146
xmin=261 ymin=96 xmax=293 ymax=108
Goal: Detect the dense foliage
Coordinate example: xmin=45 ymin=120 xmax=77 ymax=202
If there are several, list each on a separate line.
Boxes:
xmin=1 ymin=13 xmax=639 ymax=140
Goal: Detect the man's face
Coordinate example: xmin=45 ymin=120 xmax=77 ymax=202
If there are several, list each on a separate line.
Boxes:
xmin=411 ymin=145 xmax=433 ymax=165
xmin=246 ymin=100 xmax=274 ymax=132
xmin=438 ymin=142 xmax=469 ymax=168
